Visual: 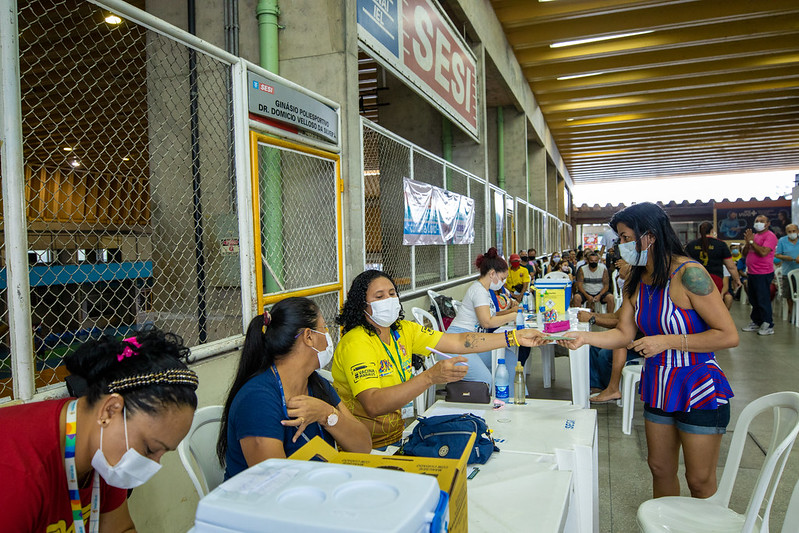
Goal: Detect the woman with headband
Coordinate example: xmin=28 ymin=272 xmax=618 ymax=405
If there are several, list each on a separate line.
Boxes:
xmin=0 ymin=328 xmax=199 ymax=532
xmin=218 ymin=297 xmax=371 ymax=480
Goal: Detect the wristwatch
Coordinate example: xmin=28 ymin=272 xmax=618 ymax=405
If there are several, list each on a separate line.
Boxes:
xmin=588 ymin=315 xmax=597 ymax=326
xmin=326 ymin=408 xmax=339 ymax=427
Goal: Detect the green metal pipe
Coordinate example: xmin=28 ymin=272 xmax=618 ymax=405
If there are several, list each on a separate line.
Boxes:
xmin=257 ymin=0 xmax=284 ymax=293
xmin=257 ymin=0 xmax=280 ymax=74
xmin=497 ymin=106 xmax=505 ymax=190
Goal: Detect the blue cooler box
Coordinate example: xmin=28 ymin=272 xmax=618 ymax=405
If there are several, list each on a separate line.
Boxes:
xmin=190 ymin=459 xmax=448 ymax=533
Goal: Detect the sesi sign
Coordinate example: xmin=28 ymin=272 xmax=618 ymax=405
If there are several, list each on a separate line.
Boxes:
xmin=403 ymin=0 xmax=476 ymax=132
xmin=357 ymin=0 xmax=479 ymax=141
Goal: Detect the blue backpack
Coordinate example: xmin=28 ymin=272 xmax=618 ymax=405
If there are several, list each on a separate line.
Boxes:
xmin=402 ymin=413 xmax=498 ymax=465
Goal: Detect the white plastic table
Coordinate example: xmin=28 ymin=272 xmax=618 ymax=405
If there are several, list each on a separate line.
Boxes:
xmin=492 ymin=319 xmax=592 ymax=408
xmin=467 ymin=451 xmax=572 ymax=532
xmin=407 ymin=400 xmax=599 ymax=533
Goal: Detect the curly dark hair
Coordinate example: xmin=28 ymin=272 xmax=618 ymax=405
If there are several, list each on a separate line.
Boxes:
xmin=336 ymin=270 xmax=405 ymax=335
xmin=63 ymin=327 xmax=197 ymax=416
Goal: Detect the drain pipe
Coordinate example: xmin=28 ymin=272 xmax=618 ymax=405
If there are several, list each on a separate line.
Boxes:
xmin=257 ymin=0 xmax=284 ymax=293
xmin=0 ymin=0 xmax=35 ymax=400
xmin=188 ymin=0 xmax=208 ymax=343
xmin=497 ymin=106 xmax=505 ymax=190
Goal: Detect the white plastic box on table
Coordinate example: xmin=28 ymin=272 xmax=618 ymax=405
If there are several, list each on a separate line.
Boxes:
xmin=190 ymin=459 xmax=446 ymax=533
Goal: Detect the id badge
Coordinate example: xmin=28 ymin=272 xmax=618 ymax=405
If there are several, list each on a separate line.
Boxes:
xmin=401 ymin=401 xmax=415 ymax=419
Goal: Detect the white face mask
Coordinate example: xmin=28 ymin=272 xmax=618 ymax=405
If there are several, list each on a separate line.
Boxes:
xmin=488 ymin=273 xmax=505 ymax=291
xmin=91 ymin=407 xmax=162 ymax=489
xmin=618 ymin=235 xmax=651 ymax=266
xmin=366 ymin=296 xmax=401 ymax=328
xmin=310 ymin=329 xmax=334 ymax=369
xmin=788 ymin=233 xmax=798 ymax=241
xmin=753 ymin=222 xmax=766 ymax=232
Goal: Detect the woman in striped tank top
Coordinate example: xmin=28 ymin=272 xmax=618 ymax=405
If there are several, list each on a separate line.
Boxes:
xmin=559 ymin=202 xmax=739 ymax=499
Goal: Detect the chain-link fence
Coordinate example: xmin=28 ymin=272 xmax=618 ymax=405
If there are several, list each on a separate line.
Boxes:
xmin=0 ymin=0 xmax=243 ymax=399
xmin=256 ymin=141 xmax=339 ymax=295
xmin=362 ymin=119 xmax=488 ymax=292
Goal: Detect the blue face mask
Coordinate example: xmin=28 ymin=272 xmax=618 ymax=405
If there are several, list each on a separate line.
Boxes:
xmin=618 ymin=234 xmax=651 ymax=266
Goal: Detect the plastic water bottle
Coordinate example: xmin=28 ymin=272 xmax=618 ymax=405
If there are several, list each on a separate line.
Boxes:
xmin=538 ymin=305 xmax=545 ymax=330
xmin=495 ymin=358 xmax=509 ymax=401
xmin=516 ymin=307 xmax=525 ymax=330
xmin=514 ymin=362 xmax=526 ymax=405
xmin=522 ymin=290 xmax=530 ymax=312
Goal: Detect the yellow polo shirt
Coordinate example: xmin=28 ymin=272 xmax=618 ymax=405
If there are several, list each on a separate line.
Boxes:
xmin=332 ymin=320 xmax=443 ymax=448
xmin=505 ymin=265 xmax=530 ymax=294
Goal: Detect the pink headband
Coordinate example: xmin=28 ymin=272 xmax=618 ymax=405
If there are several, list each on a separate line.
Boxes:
xmin=118 ymin=336 xmax=141 ymax=362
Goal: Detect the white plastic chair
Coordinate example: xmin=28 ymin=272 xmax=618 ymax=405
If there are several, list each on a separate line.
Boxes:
xmin=178 ymin=405 xmax=225 ymax=498
xmin=621 ymin=363 xmax=644 ymax=435
xmin=543 ymin=271 xmax=570 ymax=280
xmin=782 ymin=477 xmax=799 ymax=533
xmin=787 ymin=270 xmax=799 ymax=328
xmin=410 ymin=306 xmax=439 ymax=411
xmin=411 ymin=306 xmax=441 ymax=332
xmin=317 ymin=368 xmax=334 ymax=384
xmin=427 ymin=289 xmax=445 ymax=330
xmin=774 ymin=265 xmax=787 ymax=321
xmin=612 ymin=269 xmax=624 ymax=312
xmin=637 ymin=391 xmax=799 ymax=533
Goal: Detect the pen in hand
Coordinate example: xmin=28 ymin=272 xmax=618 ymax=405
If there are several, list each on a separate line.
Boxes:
xmin=426 ymin=346 xmax=469 ymax=366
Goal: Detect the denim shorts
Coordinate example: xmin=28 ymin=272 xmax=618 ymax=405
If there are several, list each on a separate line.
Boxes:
xmin=643 ymin=403 xmax=730 ymax=435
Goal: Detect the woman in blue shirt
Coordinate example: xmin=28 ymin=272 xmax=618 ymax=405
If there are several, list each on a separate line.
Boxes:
xmin=217 ymin=297 xmax=371 ymax=479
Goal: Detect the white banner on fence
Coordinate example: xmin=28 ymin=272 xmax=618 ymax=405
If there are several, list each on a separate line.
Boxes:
xmin=403 ymin=178 xmax=475 ymax=245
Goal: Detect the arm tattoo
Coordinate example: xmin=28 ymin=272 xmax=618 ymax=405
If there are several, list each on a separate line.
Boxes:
xmin=463 ymin=333 xmax=487 ymax=349
xmin=681 ymin=266 xmax=713 ymax=296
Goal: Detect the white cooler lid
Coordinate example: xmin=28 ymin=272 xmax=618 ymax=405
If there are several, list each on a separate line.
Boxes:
xmin=193 ymin=459 xmax=441 ymax=533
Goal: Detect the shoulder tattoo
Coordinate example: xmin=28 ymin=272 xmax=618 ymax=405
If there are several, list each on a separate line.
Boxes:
xmin=681 ymin=266 xmax=713 ymax=296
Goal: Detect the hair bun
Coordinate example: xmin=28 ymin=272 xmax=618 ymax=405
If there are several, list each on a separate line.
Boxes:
xmin=486 ymin=247 xmax=498 ymax=258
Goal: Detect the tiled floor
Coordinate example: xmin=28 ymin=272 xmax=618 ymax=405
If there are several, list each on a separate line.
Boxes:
xmin=524 ymin=299 xmax=799 ymax=532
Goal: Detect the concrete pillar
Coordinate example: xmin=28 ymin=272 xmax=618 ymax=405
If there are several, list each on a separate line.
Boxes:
xmin=271 ymin=0 xmax=365 ymax=284
xmin=502 ymin=107 xmax=527 ymax=201
xmin=528 ymin=141 xmax=547 ymax=209
xmin=547 ymin=162 xmax=558 ymax=217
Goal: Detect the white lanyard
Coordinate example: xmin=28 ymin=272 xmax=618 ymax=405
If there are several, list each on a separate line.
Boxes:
xmin=65 ymin=400 xmax=101 ymax=533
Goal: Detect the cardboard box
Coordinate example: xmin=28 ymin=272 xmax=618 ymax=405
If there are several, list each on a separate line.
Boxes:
xmin=534 ymin=280 xmax=572 ymax=333
xmin=289 ymin=433 xmax=475 ymax=533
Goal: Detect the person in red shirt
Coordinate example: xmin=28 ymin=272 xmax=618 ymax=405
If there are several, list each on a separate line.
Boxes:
xmin=741 ymin=214 xmax=779 ymax=336
xmin=0 ymin=328 xmax=199 ymax=532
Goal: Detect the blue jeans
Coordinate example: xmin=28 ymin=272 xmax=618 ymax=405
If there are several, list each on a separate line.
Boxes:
xmin=747 ymin=272 xmax=774 ymax=327
xmin=589 ymin=346 xmax=640 ymax=389
xmin=444 ymin=325 xmax=526 ymax=397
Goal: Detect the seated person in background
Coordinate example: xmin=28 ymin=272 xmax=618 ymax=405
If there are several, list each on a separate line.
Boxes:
xmin=332 ymin=269 xmax=546 ymax=448
xmin=732 ymin=244 xmax=747 ymax=298
xmin=552 ymin=259 xmax=573 ymax=280
xmin=1 ymin=329 xmax=199 ymax=531
xmin=219 ymin=297 xmax=372 ymax=479
xmin=572 ymin=251 xmax=614 ymax=311
xmin=505 ymin=253 xmax=531 ymax=304
xmin=721 ymin=265 xmax=734 ymax=310
xmin=575 ymin=249 xmax=587 ymax=272
xmin=577 ymin=307 xmax=641 ymax=403
xmin=526 ymin=248 xmax=541 ymax=279
xmin=545 ymin=253 xmax=561 ymax=275
xmin=774 ymin=223 xmax=799 ymax=318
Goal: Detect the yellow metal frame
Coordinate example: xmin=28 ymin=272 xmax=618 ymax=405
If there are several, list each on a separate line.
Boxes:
xmin=249 ymin=131 xmax=344 ymax=312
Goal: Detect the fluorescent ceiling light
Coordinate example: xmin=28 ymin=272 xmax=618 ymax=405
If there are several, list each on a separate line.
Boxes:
xmin=62 ymin=146 xmax=73 ymax=151
xmin=105 ymin=15 xmax=122 ymax=25
xmin=557 ymin=71 xmax=607 ymax=81
xmin=551 ymin=30 xmax=653 ymax=49
xmin=122 ymin=157 xmax=130 ymax=161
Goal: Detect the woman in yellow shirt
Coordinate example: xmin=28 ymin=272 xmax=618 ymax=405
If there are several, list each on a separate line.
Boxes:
xmin=332 ymin=270 xmax=546 ymax=448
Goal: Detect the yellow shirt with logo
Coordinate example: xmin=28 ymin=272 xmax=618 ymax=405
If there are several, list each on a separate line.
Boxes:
xmin=504 ymin=265 xmax=530 ymax=294
xmin=332 ymin=320 xmax=443 ymax=448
